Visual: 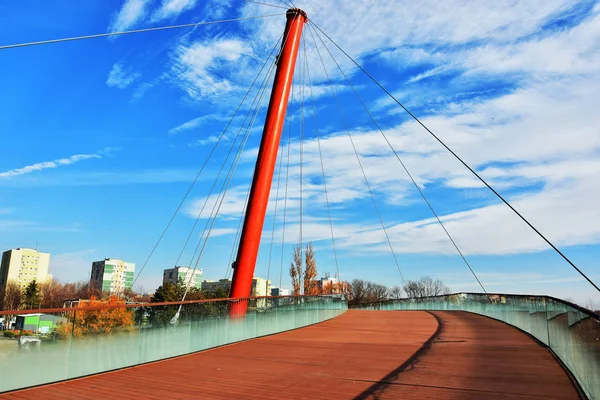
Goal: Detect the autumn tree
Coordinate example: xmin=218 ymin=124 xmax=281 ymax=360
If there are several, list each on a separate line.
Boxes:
xmin=39 ymin=279 xmax=68 ymax=308
xmin=74 ymin=281 xmax=101 ymax=299
xmin=289 ymin=244 xmax=302 ymax=296
xmin=57 ymin=295 xmax=135 ymax=337
xmin=1 ymin=281 xmax=22 ymax=310
xmin=403 ymin=276 xmax=450 ymax=298
xmin=303 ymin=242 xmax=318 ymax=295
xmin=124 ymin=286 xmax=151 ymax=303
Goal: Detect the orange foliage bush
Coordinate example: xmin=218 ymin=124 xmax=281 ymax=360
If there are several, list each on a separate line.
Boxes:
xmin=3 ymin=329 xmax=34 ymax=338
xmin=56 ymin=296 xmax=135 ymax=338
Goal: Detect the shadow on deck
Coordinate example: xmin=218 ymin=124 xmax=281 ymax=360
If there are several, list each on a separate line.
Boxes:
xmin=0 ymin=310 xmax=580 ymax=400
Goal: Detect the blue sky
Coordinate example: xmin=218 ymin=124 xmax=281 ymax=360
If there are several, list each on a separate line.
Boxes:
xmin=1 ymin=0 xmax=599 ymax=304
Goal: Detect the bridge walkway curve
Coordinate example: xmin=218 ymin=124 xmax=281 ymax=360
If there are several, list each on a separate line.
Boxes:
xmin=0 ymin=310 xmax=580 ymax=400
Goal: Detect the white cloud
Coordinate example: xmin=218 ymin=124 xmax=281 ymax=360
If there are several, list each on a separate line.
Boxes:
xmin=171 ymin=38 xmax=253 ymax=99
xmin=209 ymin=228 xmax=237 ymax=237
xmin=290 ymin=84 xmax=350 ymax=104
xmin=0 ymin=153 xmax=101 ymax=178
xmin=186 ymin=66 xmax=600 ymax=256
xmin=189 ymin=134 xmax=227 ymax=147
xmin=372 ymin=179 xmax=600 ymax=256
xmin=169 ymin=116 xmax=206 ymax=135
xmin=110 ymin=1 xmax=599 ymax=296
xmin=243 ymin=0 xmax=575 ymax=82
xmin=151 ymin=0 xmax=197 ymax=22
xmin=169 ymin=114 xmax=229 ymax=135
xmin=108 ymin=0 xmax=151 ymax=33
xmin=107 ymin=63 xmax=141 ymax=89
xmin=390 ymin=4 xmax=600 ymax=81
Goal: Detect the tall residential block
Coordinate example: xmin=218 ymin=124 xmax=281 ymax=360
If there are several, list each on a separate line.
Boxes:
xmin=202 ymin=277 xmax=271 ymax=306
xmin=251 ymin=277 xmax=272 ymax=299
xmin=163 ymin=266 xmax=202 ymax=289
xmin=0 ymin=248 xmax=51 ymax=292
xmin=90 ymin=258 xmax=135 ymax=295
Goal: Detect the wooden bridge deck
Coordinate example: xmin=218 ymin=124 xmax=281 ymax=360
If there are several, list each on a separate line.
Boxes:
xmin=0 ymin=310 xmax=580 ymax=400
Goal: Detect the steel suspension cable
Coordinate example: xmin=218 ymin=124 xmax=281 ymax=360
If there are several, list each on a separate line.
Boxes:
xmin=190 ymin=69 xmax=274 ymax=284
xmin=303 ymin=38 xmax=340 ymax=281
xmin=309 ymin=24 xmax=487 ymax=294
xmin=310 ymin=21 xmax=599 ymax=293
xmin=172 ymin=33 xmax=284 ymax=273
xmin=131 ymin=31 xmax=281 ymax=288
xmin=177 ymin=63 xmax=276 ymax=311
xmin=184 ymin=58 xmax=277 ymax=285
xmin=223 ymin=23 xmax=297 ymax=283
xmin=172 ymin=93 xmax=268 ymax=323
xmin=0 ymin=14 xmax=285 ymax=51
xmin=241 ymin=0 xmax=288 ymax=9
xmin=281 ymin=0 xmax=297 ymax=9
xmin=279 ymin=82 xmax=295 ymax=290
xmin=225 ymin=179 xmax=252 ymax=280
xmin=308 ymin=26 xmax=406 ymax=284
xmin=266 ymin=125 xmax=287 ymax=284
xmin=298 ymin=34 xmax=306 ymax=274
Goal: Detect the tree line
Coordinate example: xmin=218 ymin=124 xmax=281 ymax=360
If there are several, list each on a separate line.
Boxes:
xmin=287 ymin=242 xmax=451 ymax=305
xmin=0 ymin=279 xmax=112 ymax=311
xmin=347 ymin=276 xmax=451 ymax=306
xmin=0 ymin=276 xmax=234 ymax=312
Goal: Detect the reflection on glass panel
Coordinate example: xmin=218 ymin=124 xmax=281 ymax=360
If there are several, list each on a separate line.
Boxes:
xmin=0 ymin=295 xmax=347 ymax=393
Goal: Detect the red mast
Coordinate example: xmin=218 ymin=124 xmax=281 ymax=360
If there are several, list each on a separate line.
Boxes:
xmin=229 ymin=9 xmax=307 ymax=317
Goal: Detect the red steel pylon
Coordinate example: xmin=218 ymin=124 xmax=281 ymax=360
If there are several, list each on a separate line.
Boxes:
xmin=229 ymin=9 xmax=308 ymax=317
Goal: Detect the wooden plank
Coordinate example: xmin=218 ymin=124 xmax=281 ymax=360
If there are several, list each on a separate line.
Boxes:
xmin=0 ymin=311 xmax=579 ymax=399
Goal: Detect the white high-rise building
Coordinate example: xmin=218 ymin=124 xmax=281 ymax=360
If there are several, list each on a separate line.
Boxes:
xmin=202 ymin=277 xmax=271 ymax=297
xmin=271 ymin=288 xmax=290 ymax=296
xmin=90 ymin=258 xmax=135 ymax=295
xmin=202 ymin=277 xmax=271 ymax=307
xmin=163 ymin=266 xmax=202 ymax=289
xmin=0 ymin=248 xmax=51 ymax=291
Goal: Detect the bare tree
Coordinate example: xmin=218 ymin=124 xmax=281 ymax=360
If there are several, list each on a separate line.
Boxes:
xmin=39 ymin=279 xmax=67 ymax=309
xmin=289 ymin=244 xmax=302 ymax=296
xmin=368 ymin=282 xmax=388 ymax=302
xmin=387 ymin=285 xmax=403 ymax=299
xmin=1 ymin=281 xmax=22 ymax=310
xmin=303 ymin=242 xmax=318 ymax=295
xmin=348 ymin=279 xmax=368 ymax=305
xmin=403 ymin=276 xmax=450 ymax=298
xmin=584 ymin=299 xmax=600 ymax=313
xmin=348 ymin=280 xmax=389 ymax=306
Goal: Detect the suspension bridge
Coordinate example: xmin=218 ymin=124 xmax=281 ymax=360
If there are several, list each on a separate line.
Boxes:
xmin=0 ymin=3 xmax=599 ymax=399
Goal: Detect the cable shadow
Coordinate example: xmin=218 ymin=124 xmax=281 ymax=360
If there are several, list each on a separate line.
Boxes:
xmin=352 ymin=311 xmax=443 ymax=400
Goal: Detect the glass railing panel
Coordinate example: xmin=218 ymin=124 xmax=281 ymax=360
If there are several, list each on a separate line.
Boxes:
xmin=1 ymin=295 xmax=346 ymax=394
xmin=351 ymin=293 xmax=599 ymax=399
xmin=0 ymin=309 xmax=74 ymax=391
xmin=66 ymin=305 xmax=144 ymax=379
xmin=136 ymin=304 xmax=194 ymax=365
xmin=546 ymin=299 xmax=600 ymax=399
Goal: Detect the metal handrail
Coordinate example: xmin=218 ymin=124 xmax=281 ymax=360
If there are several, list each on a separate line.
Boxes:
xmin=352 ymin=291 xmax=600 ymax=320
xmin=0 ymin=294 xmax=343 ymax=316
